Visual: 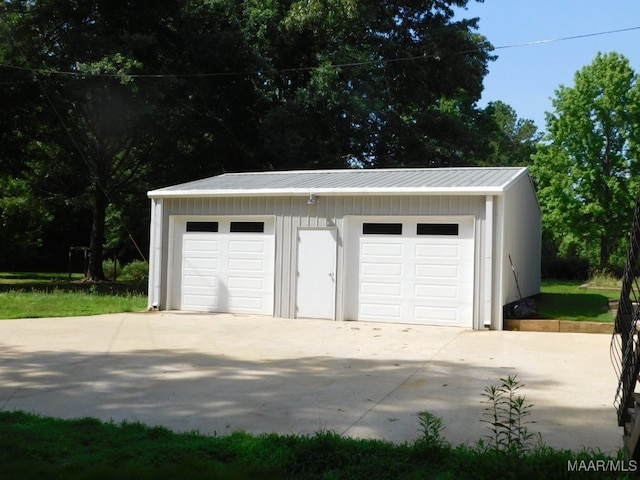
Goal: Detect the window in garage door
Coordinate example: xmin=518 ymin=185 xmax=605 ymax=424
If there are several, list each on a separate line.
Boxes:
xmin=171 ymin=217 xmax=275 ymax=315
xmin=349 ymin=217 xmax=474 ymax=327
xmin=362 ymin=223 xmax=403 ymax=235
xmin=230 ymin=221 xmax=265 ymax=233
xmin=417 ymin=223 xmax=458 ymax=236
xmin=186 ymin=221 xmax=218 ymax=232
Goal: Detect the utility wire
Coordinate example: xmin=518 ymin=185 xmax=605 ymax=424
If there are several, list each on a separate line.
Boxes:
xmin=493 ymin=25 xmax=640 ymax=50
xmin=1 ymin=25 xmax=639 ymax=81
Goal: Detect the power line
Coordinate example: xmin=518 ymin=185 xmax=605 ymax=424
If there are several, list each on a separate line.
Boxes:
xmin=1 ymin=25 xmax=638 ymax=81
xmin=493 ymin=25 xmax=640 ymax=50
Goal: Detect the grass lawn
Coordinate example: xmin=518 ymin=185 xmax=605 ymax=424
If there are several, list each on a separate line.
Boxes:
xmin=0 ymin=411 xmax=627 ymax=480
xmin=0 ymin=273 xmax=622 ymax=322
xmin=537 ymin=280 xmax=619 ymax=322
xmin=0 ymin=290 xmax=147 ymax=319
xmin=0 ymin=272 xmax=147 ymax=319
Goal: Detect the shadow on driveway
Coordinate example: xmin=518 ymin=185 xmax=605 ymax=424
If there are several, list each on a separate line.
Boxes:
xmin=0 ymin=313 xmax=623 ymax=454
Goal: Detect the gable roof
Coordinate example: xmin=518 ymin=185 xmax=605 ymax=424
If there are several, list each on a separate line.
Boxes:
xmin=148 ymin=167 xmax=531 ymax=198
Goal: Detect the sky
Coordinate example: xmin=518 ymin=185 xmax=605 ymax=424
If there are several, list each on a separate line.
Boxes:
xmin=453 ymin=0 xmax=640 ymax=132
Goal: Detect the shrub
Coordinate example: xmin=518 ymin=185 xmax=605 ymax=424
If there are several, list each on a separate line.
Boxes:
xmin=120 ymin=260 xmax=149 ymax=281
xmin=102 ymin=259 xmax=122 ymax=281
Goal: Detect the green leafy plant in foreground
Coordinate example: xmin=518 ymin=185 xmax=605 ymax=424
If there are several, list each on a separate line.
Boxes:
xmin=417 ymin=410 xmax=446 ymax=450
xmin=415 ymin=375 xmax=631 ymax=479
xmin=480 ymin=374 xmax=536 ymax=458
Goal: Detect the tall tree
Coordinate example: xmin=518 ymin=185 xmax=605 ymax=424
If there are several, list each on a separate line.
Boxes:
xmin=150 ymin=0 xmax=268 ymax=183
xmin=1 ymin=0 xmax=266 ymax=277
xmin=3 ymin=1 xmax=165 ymax=279
xmin=531 ymin=52 xmax=640 ymax=268
xmin=239 ymin=0 xmax=494 ymax=168
xmin=481 ymin=101 xmax=540 ymax=166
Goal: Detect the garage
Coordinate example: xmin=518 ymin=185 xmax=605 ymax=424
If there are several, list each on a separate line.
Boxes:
xmin=148 ymin=167 xmax=541 ymax=329
xmin=346 ymin=216 xmax=474 ymax=326
xmin=169 ymin=217 xmax=275 ymax=314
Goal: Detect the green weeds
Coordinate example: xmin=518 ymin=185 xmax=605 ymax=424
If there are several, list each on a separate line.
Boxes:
xmin=416 ymin=410 xmax=446 ymax=450
xmin=481 ymin=374 xmax=536 ymax=458
xmin=586 ymin=269 xmax=623 ymax=289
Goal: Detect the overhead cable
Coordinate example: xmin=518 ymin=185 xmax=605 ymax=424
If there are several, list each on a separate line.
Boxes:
xmin=1 ymin=25 xmax=638 ymax=81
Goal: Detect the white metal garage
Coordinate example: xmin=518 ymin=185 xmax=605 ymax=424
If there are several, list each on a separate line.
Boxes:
xmin=148 ymin=167 xmax=541 ymax=330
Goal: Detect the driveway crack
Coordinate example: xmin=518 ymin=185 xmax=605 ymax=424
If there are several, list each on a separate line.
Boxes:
xmin=340 ymin=329 xmax=465 ymax=437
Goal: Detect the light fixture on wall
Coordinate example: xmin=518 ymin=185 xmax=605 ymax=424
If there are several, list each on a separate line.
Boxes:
xmin=307 ymin=194 xmax=317 ymax=205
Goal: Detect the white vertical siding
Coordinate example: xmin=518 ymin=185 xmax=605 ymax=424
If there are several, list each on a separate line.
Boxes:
xmin=482 ymin=196 xmax=494 ymax=330
xmin=493 ymin=195 xmax=506 ymax=329
xmin=502 ymin=175 xmax=541 ymax=305
xmin=157 ymin=194 xmax=494 ymax=324
xmin=147 ymin=198 xmax=163 ymax=310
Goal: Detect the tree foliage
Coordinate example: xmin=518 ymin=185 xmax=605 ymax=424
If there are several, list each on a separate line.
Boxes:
xmin=480 ymin=101 xmax=540 ymax=167
xmin=247 ymin=0 xmax=495 ymax=168
xmin=3 ymin=0 xmax=170 ymax=278
xmin=1 ymin=0 xmax=266 ymax=275
xmin=531 ymin=52 xmax=640 ymax=269
xmin=1 ymin=0 xmax=526 ymax=272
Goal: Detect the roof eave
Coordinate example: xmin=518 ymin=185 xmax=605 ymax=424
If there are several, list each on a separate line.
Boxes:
xmin=148 ymin=186 xmax=507 ymax=199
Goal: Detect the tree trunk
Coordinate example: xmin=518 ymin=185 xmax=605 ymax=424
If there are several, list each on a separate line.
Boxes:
xmin=599 ymin=172 xmax=613 ymax=269
xmin=600 ymin=235 xmax=611 ymax=270
xmin=86 ymin=187 xmax=108 ymax=281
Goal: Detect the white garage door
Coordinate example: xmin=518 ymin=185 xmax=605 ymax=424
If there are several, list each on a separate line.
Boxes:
xmin=352 ymin=217 xmax=474 ymax=327
xmin=172 ymin=217 xmax=275 ymax=314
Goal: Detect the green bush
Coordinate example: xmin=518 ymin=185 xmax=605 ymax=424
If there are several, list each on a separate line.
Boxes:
xmin=101 ymin=259 xmax=148 ymax=282
xmin=102 ymin=259 xmax=123 ymax=281
xmin=119 ymin=260 xmax=149 ymax=281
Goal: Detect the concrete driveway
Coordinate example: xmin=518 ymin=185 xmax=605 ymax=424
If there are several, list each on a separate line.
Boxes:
xmin=0 ymin=312 xmax=622 ymax=454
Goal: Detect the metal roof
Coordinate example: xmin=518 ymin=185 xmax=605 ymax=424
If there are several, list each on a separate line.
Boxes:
xmin=148 ymin=167 xmax=530 ymax=198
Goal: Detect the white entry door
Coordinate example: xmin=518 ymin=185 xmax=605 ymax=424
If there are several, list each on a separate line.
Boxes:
xmin=296 ymin=228 xmax=337 ymax=319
